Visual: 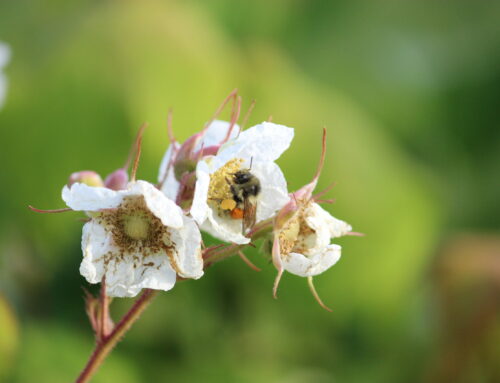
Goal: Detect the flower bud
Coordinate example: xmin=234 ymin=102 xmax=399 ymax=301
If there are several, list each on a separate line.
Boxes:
xmin=176 ymin=171 xmax=197 ymax=209
xmin=104 ymin=169 xmax=129 ymax=191
xmin=68 ymin=171 xmax=103 ymax=187
xmin=173 ymin=158 xmax=197 ymax=181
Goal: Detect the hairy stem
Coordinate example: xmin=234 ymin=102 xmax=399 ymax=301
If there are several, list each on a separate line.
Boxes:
xmin=75 ymin=289 xmax=158 ymax=383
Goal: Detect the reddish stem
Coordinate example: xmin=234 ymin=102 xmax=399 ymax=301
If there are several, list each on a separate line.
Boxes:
xmin=75 ymin=289 xmax=158 ymax=383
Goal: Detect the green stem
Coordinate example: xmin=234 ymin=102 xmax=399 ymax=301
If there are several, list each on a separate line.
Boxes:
xmin=75 ymin=289 xmax=158 ymax=383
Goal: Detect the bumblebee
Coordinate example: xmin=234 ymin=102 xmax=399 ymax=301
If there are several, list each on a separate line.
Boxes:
xmin=223 ymin=169 xmax=261 ymax=234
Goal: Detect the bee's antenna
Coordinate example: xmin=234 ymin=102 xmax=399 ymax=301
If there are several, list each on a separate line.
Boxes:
xmin=249 ymin=157 xmax=253 ymax=170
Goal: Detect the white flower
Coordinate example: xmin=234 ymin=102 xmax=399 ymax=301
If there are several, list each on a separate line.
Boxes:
xmin=278 ymin=202 xmax=351 ymax=277
xmin=62 ymin=180 xmax=204 ymax=297
xmin=0 ymin=42 xmax=11 ymax=109
xmin=191 ymin=122 xmax=293 ymax=244
xmin=269 ymin=128 xmax=357 ymax=310
xmin=158 ymin=120 xmax=240 ymax=201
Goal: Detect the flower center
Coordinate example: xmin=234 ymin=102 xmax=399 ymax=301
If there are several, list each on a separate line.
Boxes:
xmin=97 ymin=196 xmax=172 ymax=255
xmin=122 ymin=212 xmax=150 ymax=240
xmin=279 ymin=203 xmax=317 ymax=256
xmin=279 ymin=214 xmax=301 ymax=255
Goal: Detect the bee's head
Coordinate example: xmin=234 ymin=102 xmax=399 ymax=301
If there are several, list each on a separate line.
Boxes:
xmin=233 ymin=170 xmax=253 ymax=184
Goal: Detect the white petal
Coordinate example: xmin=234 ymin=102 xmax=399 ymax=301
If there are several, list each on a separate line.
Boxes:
xmin=127 ymin=181 xmax=183 ymax=229
xmin=192 ymin=158 xmax=250 ymax=244
xmin=103 ymin=251 xmax=177 ymax=298
xmin=306 ymin=203 xmax=352 ymax=238
xmin=197 ymin=120 xmax=240 ymax=150
xmin=298 ymin=204 xmax=332 ymax=255
xmin=203 ymin=209 xmax=250 ymax=244
xmin=190 ymin=160 xmax=212 ymax=225
xmin=217 ymin=122 xmax=294 ymax=163
xmin=191 ymin=158 xmax=286 ymax=245
xmin=128 ymin=252 xmax=177 ymax=294
xmin=62 ymin=183 xmax=123 ymax=211
xmin=80 ymin=220 xmax=113 ymax=284
xmin=282 ymin=244 xmax=342 ymax=277
xmin=79 ymin=220 xmax=178 ymax=297
xmin=168 ymin=215 xmax=204 ymax=279
xmin=250 ymin=161 xmax=290 ymax=222
xmin=158 ymin=142 xmax=180 ymax=201
xmin=190 ymin=156 xmax=227 ymax=224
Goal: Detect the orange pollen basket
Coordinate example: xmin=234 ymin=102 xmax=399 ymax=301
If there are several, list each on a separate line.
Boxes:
xmin=230 ymin=208 xmax=244 ymax=219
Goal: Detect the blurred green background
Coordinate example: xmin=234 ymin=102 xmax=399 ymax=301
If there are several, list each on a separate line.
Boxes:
xmin=1 ymin=1 xmax=499 ymax=382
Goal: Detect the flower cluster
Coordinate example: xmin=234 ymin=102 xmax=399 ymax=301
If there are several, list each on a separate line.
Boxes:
xmin=32 ymin=91 xmax=357 ymax=309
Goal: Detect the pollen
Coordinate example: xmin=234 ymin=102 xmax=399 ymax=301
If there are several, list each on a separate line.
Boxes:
xmin=97 ymin=196 xmax=173 ymax=256
xmin=220 ymin=199 xmax=237 ymax=210
xmin=230 ymin=207 xmax=244 ymax=219
xmin=292 ymin=213 xmax=317 ymax=255
xmin=208 ymin=158 xmax=243 ymax=201
xmin=279 ymin=214 xmax=300 ymax=255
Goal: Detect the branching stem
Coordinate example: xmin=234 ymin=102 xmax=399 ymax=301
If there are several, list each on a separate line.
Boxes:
xmin=75 ymin=289 xmax=158 ymax=383
xmin=75 ymin=219 xmax=274 ymax=382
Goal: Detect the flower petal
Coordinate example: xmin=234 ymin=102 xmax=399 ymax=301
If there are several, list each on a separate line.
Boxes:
xmin=158 ymin=142 xmax=180 ymax=201
xmin=168 ymin=215 xmax=204 ymax=279
xmin=79 ymin=220 xmax=178 ymax=297
xmin=191 ymin=158 xmax=287 ymax=244
xmin=127 ymin=252 xmax=177 ymax=294
xmin=62 ymin=183 xmax=123 ymax=211
xmin=217 ymin=122 xmax=294 ymax=163
xmin=306 ymin=203 xmax=352 ymax=239
xmin=127 ymin=181 xmax=183 ymax=229
xmin=203 ymin=210 xmax=250 ymax=244
xmin=190 ymin=159 xmax=212 ymax=225
xmin=80 ymin=220 xmax=112 ymax=283
xmin=102 ymin=251 xmax=177 ymax=298
xmin=198 ymin=120 xmax=240 ymax=150
xmin=250 ymin=161 xmax=290 ymax=222
xmin=282 ymin=244 xmax=342 ymax=277
xmin=191 ymin=157 xmax=250 ymax=243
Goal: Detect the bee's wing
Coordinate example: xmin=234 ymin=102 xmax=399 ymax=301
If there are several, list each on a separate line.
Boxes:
xmin=242 ymin=198 xmax=257 ymax=235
